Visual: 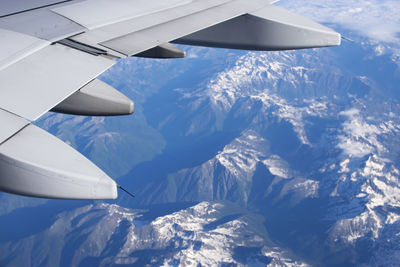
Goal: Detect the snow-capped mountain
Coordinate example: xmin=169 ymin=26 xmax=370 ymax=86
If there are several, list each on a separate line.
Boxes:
xmin=116 ymin=37 xmax=400 ymax=265
xmin=0 ymin=202 xmax=308 ymax=266
xmin=1 ymin=0 xmax=400 ymax=265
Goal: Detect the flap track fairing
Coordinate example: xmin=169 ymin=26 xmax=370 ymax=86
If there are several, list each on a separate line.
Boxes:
xmin=52 ymin=78 xmax=134 ymax=116
xmin=175 ymin=4 xmax=341 ymax=51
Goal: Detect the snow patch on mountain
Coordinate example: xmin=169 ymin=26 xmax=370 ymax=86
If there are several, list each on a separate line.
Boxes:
xmin=326 ymin=151 xmax=400 ymax=247
xmin=216 ymin=130 xmax=269 ymax=177
xmin=253 ymin=92 xmax=329 ymax=145
xmin=262 ymin=155 xmax=292 ymax=178
xmin=206 ymin=54 xmax=277 ymax=112
xmin=385 ymin=212 xmax=400 ymax=225
xmin=329 ymin=210 xmax=382 ymax=244
xmin=199 ymin=50 xmax=335 ymax=146
xmin=337 ymin=108 xmax=395 ymax=157
xmin=97 ymin=202 xmax=307 ymax=266
xmin=150 ymin=202 xmax=307 ymax=266
xmin=278 ymin=178 xmax=320 ymax=206
xmin=264 ymin=247 xmax=310 ymax=267
xmin=205 ymin=52 xmax=323 ymax=113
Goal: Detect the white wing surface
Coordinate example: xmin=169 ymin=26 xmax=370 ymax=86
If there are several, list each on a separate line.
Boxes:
xmin=0 ymin=0 xmax=341 ymax=200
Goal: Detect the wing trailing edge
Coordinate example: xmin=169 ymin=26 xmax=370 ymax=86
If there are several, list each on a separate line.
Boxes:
xmin=0 ymin=43 xmax=115 ymax=121
xmin=52 ymin=78 xmax=134 ymax=116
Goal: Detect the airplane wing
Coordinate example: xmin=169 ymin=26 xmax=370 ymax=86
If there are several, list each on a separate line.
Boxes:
xmin=0 ymin=0 xmax=340 ymax=200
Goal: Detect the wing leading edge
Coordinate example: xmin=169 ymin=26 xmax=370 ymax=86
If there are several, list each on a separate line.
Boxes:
xmin=0 ymin=0 xmax=340 ymax=200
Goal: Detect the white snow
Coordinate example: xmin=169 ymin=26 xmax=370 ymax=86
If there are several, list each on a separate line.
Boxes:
xmin=337 ymin=108 xmax=387 ymax=157
xmin=385 ymin=212 xmax=400 ymax=225
xmin=216 ymin=130 xmax=269 ymax=176
xmin=262 ymin=155 xmax=291 ymax=178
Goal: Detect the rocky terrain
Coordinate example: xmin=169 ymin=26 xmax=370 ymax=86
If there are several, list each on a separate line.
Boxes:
xmin=1 ymin=1 xmax=400 ymax=265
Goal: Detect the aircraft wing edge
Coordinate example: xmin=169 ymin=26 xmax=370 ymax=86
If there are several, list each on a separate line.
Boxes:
xmin=0 ymin=44 xmax=115 ymax=121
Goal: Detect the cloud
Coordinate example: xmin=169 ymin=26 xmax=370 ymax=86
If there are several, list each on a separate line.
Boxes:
xmin=277 ymin=0 xmax=400 ymax=44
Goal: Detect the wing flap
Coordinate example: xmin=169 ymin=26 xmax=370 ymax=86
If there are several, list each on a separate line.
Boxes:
xmin=0 ymin=28 xmax=50 ymax=71
xmin=0 ymin=9 xmax=85 ymax=42
xmin=0 ymin=124 xmax=117 ymax=199
xmin=0 ymin=43 xmax=115 ymax=121
xmin=0 ymin=0 xmax=68 ymax=17
xmin=51 ymin=78 xmax=134 ymax=116
xmin=69 ymin=0 xmax=232 ymax=46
